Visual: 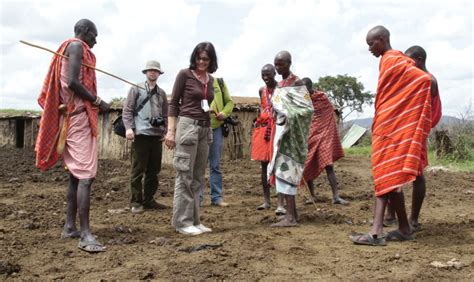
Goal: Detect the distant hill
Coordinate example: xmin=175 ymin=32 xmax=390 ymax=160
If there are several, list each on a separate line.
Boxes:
xmin=345 ymin=115 xmax=464 ymax=130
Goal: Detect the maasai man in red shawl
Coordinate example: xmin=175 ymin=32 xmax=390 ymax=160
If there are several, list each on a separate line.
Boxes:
xmin=35 ymin=19 xmax=109 ymax=252
xmin=301 ymin=77 xmax=348 ymax=206
xmin=384 ymin=45 xmax=442 ymax=231
xmin=350 ymin=26 xmax=433 ymax=246
xmin=252 ymin=64 xmax=285 ymax=213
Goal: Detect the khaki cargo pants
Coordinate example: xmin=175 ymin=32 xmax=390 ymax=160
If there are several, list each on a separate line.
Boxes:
xmin=171 ymin=116 xmax=212 ymax=228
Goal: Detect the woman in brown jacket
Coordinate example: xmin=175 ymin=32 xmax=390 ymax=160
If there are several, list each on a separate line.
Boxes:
xmin=165 ymin=42 xmax=217 ymax=235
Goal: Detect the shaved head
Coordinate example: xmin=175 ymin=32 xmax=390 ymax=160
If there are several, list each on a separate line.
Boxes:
xmin=405 ymin=45 xmax=427 ymax=70
xmin=301 ymin=77 xmax=313 ymax=93
xmin=405 ymin=45 xmax=426 ymax=61
xmin=366 ymin=25 xmax=390 ymax=41
xmin=274 ymin=50 xmax=292 ymax=77
xmin=73 ymin=19 xmax=98 ymax=48
xmin=261 ymin=64 xmax=276 ymax=72
xmin=261 ymin=63 xmax=276 ymax=87
xmin=274 ymin=50 xmax=292 ymax=63
xmin=366 ymin=25 xmax=391 ymax=57
xmin=74 ymin=19 xmax=96 ymax=35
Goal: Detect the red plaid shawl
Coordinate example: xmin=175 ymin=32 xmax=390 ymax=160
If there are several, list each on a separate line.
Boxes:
xmin=303 ymin=91 xmax=344 ymax=181
xmin=35 ymin=38 xmax=98 ymax=171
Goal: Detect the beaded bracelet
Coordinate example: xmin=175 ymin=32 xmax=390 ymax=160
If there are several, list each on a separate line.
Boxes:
xmin=92 ymin=96 xmax=101 ymax=106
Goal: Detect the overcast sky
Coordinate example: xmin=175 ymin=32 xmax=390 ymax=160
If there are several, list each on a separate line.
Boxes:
xmin=1 ymin=0 xmax=472 ymax=119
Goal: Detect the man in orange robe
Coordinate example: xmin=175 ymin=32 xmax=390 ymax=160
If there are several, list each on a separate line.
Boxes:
xmin=350 ymin=26 xmax=433 ymax=246
xmin=384 ymin=45 xmax=442 ymax=231
xmin=36 ymin=19 xmax=109 ymax=252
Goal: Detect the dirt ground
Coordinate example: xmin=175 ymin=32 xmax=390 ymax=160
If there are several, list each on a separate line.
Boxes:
xmin=0 ymin=147 xmax=473 ymax=280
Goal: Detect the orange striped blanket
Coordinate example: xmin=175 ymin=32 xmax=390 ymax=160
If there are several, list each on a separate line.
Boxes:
xmin=372 ymin=50 xmax=432 ymax=196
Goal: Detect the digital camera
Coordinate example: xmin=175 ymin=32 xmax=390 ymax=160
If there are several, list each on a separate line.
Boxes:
xmin=150 ymin=116 xmax=165 ymax=127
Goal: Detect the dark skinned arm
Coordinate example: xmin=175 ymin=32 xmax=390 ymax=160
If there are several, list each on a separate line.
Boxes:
xmin=66 ymin=41 xmax=109 ymax=111
xmin=258 ymin=86 xmax=264 ymax=111
xmin=258 ymin=87 xmax=272 ymax=140
xmin=430 ymin=76 xmax=439 ymax=98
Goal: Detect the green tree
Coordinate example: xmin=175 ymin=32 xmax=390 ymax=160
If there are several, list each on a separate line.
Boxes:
xmin=314 ymin=74 xmax=374 ymax=121
xmin=109 ymin=97 xmax=126 ymax=108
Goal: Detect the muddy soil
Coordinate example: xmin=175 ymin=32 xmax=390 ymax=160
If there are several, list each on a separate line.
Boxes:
xmin=0 ymin=148 xmax=472 ymax=280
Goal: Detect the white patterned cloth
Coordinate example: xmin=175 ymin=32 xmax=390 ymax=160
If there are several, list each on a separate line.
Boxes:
xmin=268 ymin=85 xmax=313 ymax=195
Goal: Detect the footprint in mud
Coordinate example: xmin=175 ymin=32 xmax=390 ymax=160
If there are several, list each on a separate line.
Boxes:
xmin=342 ymin=192 xmax=373 ymax=201
xmin=113 ymin=225 xmax=138 ymax=234
xmin=107 ymin=235 xmax=138 ymax=245
xmin=298 ymin=211 xmax=352 ymax=225
xmin=258 ymin=215 xmax=277 ymax=224
xmin=149 ymin=237 xmax=172 ymax=246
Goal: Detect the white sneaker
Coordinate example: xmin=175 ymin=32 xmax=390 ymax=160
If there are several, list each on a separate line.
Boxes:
xmin=195 ymin=224 xmax=212 ymax=233
xmin=176 ymin=225 xmax=203 ymax=236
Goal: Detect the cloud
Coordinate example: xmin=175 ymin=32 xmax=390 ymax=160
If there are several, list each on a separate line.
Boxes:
xmin=1 ymin=0 xmax=472 ymax=120
xmin=1 ymin=0 xmax=201 ymax=108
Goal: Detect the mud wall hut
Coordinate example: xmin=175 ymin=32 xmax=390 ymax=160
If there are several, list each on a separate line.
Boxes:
xmin=101 ymin=97 xmax=260 ymax=164
xmin=0 ymin=113 xmax=40 ymax=149
xmin=1 ymin=97 xmax=260 ymax=165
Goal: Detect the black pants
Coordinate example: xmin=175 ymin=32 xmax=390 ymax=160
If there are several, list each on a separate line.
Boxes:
xmin=130 ymin=135 xmax=163 ymax=207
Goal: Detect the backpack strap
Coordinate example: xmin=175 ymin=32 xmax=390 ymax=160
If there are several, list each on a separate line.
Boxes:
xmin=216 ymin=78 xmax=226 ymax=112
xmin=217 ymin=78 xmax=224 ymax=94
xmin=134 ymin=82 xmax=155 ymax=115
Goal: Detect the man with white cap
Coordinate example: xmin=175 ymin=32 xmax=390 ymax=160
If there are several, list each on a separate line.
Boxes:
xmin=122 ymin=60 xmax=169 ymax=213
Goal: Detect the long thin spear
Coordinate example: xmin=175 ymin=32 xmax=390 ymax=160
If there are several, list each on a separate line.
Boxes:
xmin=20 ymin=40 xmax=145 ymax=90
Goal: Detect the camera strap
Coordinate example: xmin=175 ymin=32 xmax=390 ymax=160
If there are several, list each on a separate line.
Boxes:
xmin=134 ymin=82 xmax=158 ymax=115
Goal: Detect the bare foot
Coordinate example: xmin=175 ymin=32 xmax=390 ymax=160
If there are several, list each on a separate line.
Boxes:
xmin=257 ymin=203 xmax=271 ymax=210
xmin=409 ymin=222 xmax=422 ymax=232
xmin=332 ymin=197 xmax=349 ymax=205
xmin=61 ymin=227 xmax=80 ymax=239
xmin=383 ymin=218 xmax=397 ymax=227
xmin=271 ymin=217 xmax=297 ymax=227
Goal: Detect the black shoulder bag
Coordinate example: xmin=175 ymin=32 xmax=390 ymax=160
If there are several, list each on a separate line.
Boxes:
xmin=113 ymin=86 xmax=154 ymax=138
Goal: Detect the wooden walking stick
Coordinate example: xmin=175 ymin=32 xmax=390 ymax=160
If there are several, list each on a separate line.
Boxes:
xmin=56 ymin=103 xmax=72 ymax=155
xmin=19 ymin=40 xmax=145 ymax=90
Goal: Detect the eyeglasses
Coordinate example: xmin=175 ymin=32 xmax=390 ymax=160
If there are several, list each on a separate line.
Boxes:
xmin=196 ymin=56 xmax=210 ymax=62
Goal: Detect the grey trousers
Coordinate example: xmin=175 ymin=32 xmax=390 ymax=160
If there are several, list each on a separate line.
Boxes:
xmin=171 ymin=116 xmax=212 ymax=228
